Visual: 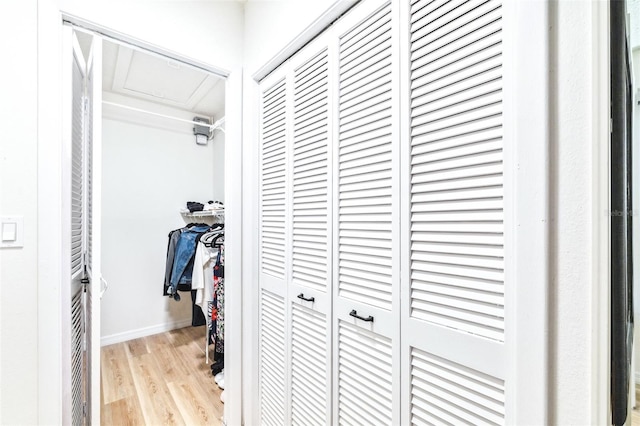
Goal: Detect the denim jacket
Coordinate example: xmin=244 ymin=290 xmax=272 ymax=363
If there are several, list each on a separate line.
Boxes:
xmin=168 ymin=224 xmax=211 ymax=295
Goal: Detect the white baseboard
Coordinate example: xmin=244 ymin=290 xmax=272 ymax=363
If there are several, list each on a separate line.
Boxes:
xmin=636 ymin=372 xmax=640 ymax=384
xmin=101 ymin=318 xmax=193 ymax=346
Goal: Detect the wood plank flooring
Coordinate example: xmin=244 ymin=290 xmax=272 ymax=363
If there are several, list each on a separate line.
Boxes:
xmin=101 ymin=326 xmax=223 ymax=426
xmin=634 ymin=384 xmax=640 ymax=424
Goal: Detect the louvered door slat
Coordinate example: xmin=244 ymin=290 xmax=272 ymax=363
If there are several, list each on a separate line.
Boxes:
xmin=340 ymin=33 xmax=392 ymax=80
xmin=87 ymin=69 xmax=93 ymax=272
xmin=260 ymin=290 xmax=286 ymax=426
xmin=333 ymin=2 xmax=400 ymax=424
xmin=410 ymin=348 xmax=505 ymax=426
xmin=260 ymin=66 xmax=290 ymax=421
xmin=293 ymin=49 xmax=329 ymax=293
xmin=410 ymin=0 xmax=473 ymax=28
xmin=411 ymin=28 xmax=501 ymax=79
xmin=337 ymin=321 xmax=393 ymax=425
xmin=410 ymin=2 xmax=501 ymax=54
xmin=340 ymin=7 xmax=391 ymax=57
xmin=71 ymin=58 xmax=84 ymax=277
xmin=404 ymin=1 xmax=507 ymax=425
xmin=70 ymin=290 xmax=84 ymax=426
xmin=409 ymin=0 xmax=504 ymax=342
xmin=261 ymin=79 xmax=287 ymax=280
xmin=288 ymin=36 xmax=334 ymax=426
xmin=291 ymin=304 xmax=327 ymax=425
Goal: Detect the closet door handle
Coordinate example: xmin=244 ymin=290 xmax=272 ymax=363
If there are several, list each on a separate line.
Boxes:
xmin=297 ymin=293 xmax=315 ymax=302
xmin=349 ymin=309 xmax=374 ymax=322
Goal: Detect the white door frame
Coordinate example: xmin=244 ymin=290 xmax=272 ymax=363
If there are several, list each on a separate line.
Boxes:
xmin=593 ymin=1 xmax=611 ymax=424
xmin=36 ymin=11 xmax=244 ymax=426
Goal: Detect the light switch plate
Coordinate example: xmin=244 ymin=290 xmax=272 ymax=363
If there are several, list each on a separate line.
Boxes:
xmin=0 ymin=216 xmax=23 ymax=248
xmin=2 ymin=222 xmax=16 ymax=241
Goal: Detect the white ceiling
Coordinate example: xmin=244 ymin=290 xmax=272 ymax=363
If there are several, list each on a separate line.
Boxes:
xmin=103 ymin=40 xmax=225 ymax=118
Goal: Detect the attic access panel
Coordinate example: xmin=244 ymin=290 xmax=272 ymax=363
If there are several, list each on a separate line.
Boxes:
xmin=111 ymin=46 xmax=219 ymax=110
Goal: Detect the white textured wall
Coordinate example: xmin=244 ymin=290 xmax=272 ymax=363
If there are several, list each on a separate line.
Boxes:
xmin=60 ymin=0 xmax=244 ymax=71
xmin=549 ymin=1 xmax=602 ymax=423
xmin=0 ymin=1 xmax=39 ymax=423
xmin=101 ymin=115 xmax=217 ymax=341
xmin=243 ymin=0 xmax=337 ymax=74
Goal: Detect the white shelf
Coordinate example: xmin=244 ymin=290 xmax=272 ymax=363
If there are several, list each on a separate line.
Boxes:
xmin=180 ymin=208 xmax=224 ymax=223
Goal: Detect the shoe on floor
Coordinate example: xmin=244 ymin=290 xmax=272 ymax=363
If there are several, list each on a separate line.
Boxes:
xmin=215 ymin=370 xmax=224 ymax=385
xmin=220 ymin=390 xmax=225 ymax=404
xmin=217 ymin=377 xmax=225 ymax=390
xmin=211 ymin=362 xmax=224 ymax=375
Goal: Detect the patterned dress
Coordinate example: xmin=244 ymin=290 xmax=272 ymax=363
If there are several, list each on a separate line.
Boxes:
xmin=213 ymin=245 xmax=225 ymax=354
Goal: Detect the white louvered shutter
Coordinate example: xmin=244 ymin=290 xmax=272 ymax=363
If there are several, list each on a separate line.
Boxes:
xmin=65 ymin=29 xmax=103 ymax=426
xmin=332 ymin=1 xmax=400 ymax=424
xmin=71 ymin=54 xmax=85 ymax=280
xmin=288 ymin=33 xmax=333 ymax=426
xmin=402 ymin=1 xmax=506 ymax=424
xmin=259 ymin=65 xmax=291 ymax=426
xmin=70 ymin=36 xmax=86 ymax=426
xmin=259 ymin=289 xmax=287 ymax=426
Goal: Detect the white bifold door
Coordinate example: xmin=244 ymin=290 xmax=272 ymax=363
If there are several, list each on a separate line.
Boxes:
xmin=402 ymin=0 xmax=506 ymax=424
xmin=258 ymin=0 xmax=510 ymax=425
xmin=259 ymin=28 xmax=334 ymax=426
xmin=62 ymin=27 xmax=103 ymax=426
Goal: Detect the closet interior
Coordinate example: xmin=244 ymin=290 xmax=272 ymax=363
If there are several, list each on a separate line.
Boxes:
xmin=86 ymin=33 xmax=228 ymax=424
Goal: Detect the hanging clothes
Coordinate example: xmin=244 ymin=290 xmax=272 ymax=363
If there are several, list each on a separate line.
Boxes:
xmin=169 ymin=223 xmax=211 ymax=295
xmin=163 ymin=223 xmax=220 ymax=327
xmin=213 ymin=245 xmax=225 ymax=354
xmin=193 ymin=240 xmax=216 ymax=310
xmin=163 ymin=223 xmax=221 ymax=298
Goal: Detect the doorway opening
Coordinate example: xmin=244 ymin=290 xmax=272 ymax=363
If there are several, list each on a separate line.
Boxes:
xmin=65 ymin=24 xmax=235 ymax=426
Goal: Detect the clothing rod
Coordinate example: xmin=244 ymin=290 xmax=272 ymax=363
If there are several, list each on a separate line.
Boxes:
xmin=103 ymin=100 xmax=225 ymax=130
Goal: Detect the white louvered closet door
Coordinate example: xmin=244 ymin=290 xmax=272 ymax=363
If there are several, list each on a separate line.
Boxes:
xmin=287 ymin=32 xmax=334 ymax=426
xmin=63 ymin=28 xmax=103 ymax=426
xmin=259 ymin=64 xmax=291 ymax=426
xmin=401 ymin=1 xmax=507 ymax=425
xmin=332 ymin=0 xmax=400 ymax=425
xmin=85 ymin=36 xmax=103 ymax=426
xmin=67 ymin=30 xmax=87 ymax=426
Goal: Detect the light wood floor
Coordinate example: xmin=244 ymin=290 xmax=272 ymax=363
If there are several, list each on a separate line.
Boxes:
xmin=634 ymin=384 xmax=640 ymax=424
xmin=101 ymin=326 xmax=223 ymax=426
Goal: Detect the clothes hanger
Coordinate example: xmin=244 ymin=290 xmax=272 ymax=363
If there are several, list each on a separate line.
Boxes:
xmin=202 ymin=228 xmax=224 ymax=247
xmin=212 ymin=232 xmax=225 ymax=247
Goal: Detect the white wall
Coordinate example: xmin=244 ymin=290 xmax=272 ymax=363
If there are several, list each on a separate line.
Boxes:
xmin=212 ymin=130 xmax=226 ymax=202
xmin=548 ymin=1 xmax=608 ymax=423
xmin=100 ymin=110 xmax=220 ymax=343
xmin=243 ymin=0 xmax=336 ymax=75
xmin=0 ymin=1 xmax=39 ymax=424
xmin=60 ymin=0 xmax=244 ymax=71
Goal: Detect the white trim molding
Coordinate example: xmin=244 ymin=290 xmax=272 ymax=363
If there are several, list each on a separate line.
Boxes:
xmin=100 ymin=319 xmax=193 ymax=346
xmin=592 ymin=0 xmax=611 ymax=423
xmin=62 ymin=13 xmax=230 ymax=78
xmin=503 ymin=1 xmax=550 ymax=424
